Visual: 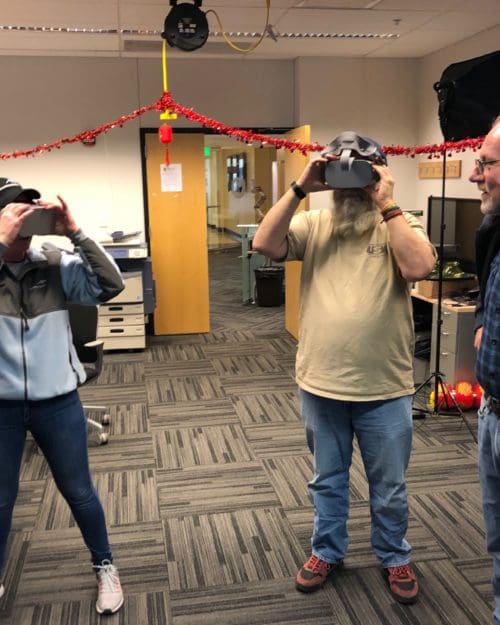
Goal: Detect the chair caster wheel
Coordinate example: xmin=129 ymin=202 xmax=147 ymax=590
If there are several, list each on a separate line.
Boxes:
xmin=102 ymin=414 xmax=110 ymax=425
xmin=98 ymin=433 xmax=109 ymax=445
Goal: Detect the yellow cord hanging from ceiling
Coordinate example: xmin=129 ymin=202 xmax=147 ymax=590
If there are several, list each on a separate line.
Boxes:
xmin=160 ymin=39 xmax=177 ymax=120
xmin=205 ymin=0 xmax=271 ymax=54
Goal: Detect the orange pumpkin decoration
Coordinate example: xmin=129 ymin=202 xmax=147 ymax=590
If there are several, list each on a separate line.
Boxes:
xmin=428 ymin=383 xmax=455 ymax=410
xmin=454 ymin=381 xmax=474 ymax=410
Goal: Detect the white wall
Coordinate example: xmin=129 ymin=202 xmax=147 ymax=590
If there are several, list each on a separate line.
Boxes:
xmin=0 ymin=56 xmax=294 ymax=243
xmin=0 ymin=57 xmax=144 ymax=243
xmin=415 ymin=25 xmax=500 ymax=218
xmin=295 ymin=57 xmax=420 ymax=213
xmin=137 ymin=58 xmax=295 ymax=129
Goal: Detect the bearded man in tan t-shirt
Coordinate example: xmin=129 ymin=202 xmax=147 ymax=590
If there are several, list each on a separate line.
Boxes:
xmin=253 ymin=131 xmax=436 ymax=605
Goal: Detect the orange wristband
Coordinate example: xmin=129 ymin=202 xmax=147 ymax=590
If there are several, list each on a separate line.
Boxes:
xmin=382 ymin=200 xmax=398 ymax=212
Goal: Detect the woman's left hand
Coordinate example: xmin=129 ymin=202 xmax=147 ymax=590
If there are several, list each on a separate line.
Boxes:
xmin=37 ymin=195 xmax=79 ymax=237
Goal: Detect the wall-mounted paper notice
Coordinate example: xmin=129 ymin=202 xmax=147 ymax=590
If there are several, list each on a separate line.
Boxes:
xmin=160 ymin=163 xmax=183 ymax=192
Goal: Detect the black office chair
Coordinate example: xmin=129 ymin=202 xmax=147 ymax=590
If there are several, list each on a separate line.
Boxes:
xmin=68 ymin=302 xmax=110 ymax=445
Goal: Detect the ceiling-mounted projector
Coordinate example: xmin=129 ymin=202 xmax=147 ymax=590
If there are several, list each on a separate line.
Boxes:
xmin=162 ymin=1 xmax=209 ymax=51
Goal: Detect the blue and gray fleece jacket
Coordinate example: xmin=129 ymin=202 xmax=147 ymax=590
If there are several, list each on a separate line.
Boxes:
xmin=0 ymin=231 xmax=124 ymax=400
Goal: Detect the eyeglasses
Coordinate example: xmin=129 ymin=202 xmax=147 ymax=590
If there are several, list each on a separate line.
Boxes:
xmin=474 ymin=158 xmax=500 ymax=173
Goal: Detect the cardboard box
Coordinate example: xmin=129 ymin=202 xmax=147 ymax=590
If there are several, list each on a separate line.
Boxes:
xmin=416 ymin=278 xmax=477 ymax=300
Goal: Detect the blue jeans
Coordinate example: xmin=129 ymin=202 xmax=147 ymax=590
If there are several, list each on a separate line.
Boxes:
xmin=300 ymin=389 xmax=413 ymax=568
xmin=0 ymin=390 xmax=112 ymax=575
xmin=478 ymin=397 xmax=500 ymax=625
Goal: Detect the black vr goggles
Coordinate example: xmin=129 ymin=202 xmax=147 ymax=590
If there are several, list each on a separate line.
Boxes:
xmin=322 ymin=131 xmax=387 ymax=189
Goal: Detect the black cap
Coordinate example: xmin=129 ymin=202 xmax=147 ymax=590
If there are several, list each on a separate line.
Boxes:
xmin=0 ymin=177 xmax=41 ymax=209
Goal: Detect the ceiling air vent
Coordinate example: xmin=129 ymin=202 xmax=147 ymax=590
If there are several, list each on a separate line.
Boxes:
xmin=123 ymin=39 xmax=162 ymax=54
xmin=123 ymin=38 xmax=234 ymax=55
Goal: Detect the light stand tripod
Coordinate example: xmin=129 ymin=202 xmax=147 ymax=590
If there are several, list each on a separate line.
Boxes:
xmin=412 ymin=153 xmax=475 ymax=436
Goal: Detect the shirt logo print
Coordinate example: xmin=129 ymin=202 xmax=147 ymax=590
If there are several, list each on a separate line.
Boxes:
xmin=367 ymin=244 xmax=387 ymax=256
xmin=30 ymin=279 xmax=48 ymax=290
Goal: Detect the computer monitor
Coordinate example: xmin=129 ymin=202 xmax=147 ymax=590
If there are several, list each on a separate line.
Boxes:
xmin=426 ymin=196 xmax=483 ymax=274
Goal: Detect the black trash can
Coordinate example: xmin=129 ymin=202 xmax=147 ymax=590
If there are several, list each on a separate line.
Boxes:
xmin=254 ymin=266 xmax=284 ymax=307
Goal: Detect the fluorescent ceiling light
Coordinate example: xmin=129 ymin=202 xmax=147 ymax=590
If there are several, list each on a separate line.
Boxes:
xmin=0 ymin=24 xmax=400 ymax=40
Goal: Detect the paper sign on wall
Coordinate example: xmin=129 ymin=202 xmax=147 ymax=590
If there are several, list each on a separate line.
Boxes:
xmin=161 ymin=163 xmax=183 ymax=192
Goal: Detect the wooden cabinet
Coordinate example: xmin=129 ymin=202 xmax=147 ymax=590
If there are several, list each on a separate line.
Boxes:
xmin=98 ymin=272 xmax=146 ymax=350
xmin=430 ymin=302 xmax=476 ymax=385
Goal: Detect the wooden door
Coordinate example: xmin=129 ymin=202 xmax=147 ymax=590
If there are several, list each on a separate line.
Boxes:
xmin=278 ymin=125 xmax=311 ymax=339
xmin=145 ymin=133 xmax=210 ymax=334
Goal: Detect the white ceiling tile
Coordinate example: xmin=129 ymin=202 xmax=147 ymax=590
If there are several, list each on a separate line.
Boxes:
xmin=368 ymin=28 xmax=477 ymax=57
xmin=2 ymin=2 xmax=118 ymax=28
xmin=422 ymin=11 xmax=500 ymax=32
xmin=0 ymin=1 xmax=496 ymax=58
xmin=374 ymin=0 xmax=464 ymax=10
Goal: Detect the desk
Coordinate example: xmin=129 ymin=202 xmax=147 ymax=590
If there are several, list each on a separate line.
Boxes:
xmin=412 ymin=291 xmax=477 ymax=385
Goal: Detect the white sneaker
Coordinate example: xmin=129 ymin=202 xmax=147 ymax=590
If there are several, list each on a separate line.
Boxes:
xmin=94 ymin=560 xmax=123 ymax=614
xmin=0 ymin=583 xmax=4 ymax=598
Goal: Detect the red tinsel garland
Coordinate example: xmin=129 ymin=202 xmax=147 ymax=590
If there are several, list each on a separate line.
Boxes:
xmin=0 ymin=90 xmax=484 ymax=160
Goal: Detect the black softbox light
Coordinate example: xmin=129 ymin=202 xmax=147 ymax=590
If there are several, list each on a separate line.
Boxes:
xmin=434 ymin=50 xmax=500 ymax=141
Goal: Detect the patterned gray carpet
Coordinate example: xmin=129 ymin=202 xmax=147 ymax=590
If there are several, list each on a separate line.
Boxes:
xmin=0 ymin=247 xmax=492 ymax=625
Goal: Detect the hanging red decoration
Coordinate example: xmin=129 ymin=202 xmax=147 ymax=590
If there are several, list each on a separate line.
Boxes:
xmin=80 ymin=131 xmax=97 ymax=147
xmin=0 ymin=90 xmax=485 ymax=161
xmin=158 ymin=124 xmax=173 ymax=166
xmin=0 ymin=99 xmax=162 ymax=160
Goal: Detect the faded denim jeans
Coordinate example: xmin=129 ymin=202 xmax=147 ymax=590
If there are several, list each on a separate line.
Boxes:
xmin=0 ymin=390 xmax=112 ymax=575
xmin=478 ymin=396 xmax=500 ymax=625
xmin=300 ymin=389 xmax=413 ymax=568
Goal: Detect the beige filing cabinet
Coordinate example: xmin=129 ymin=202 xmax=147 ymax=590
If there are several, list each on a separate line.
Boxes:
xmin=98 ymin=271 xmax=146 ymax=350
xmin=430 ymin=301 xmax=477 ymax=385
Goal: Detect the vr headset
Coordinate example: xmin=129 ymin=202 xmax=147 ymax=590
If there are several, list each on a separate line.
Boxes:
xmin=322 ymin=131 xmax=387 ymax=189
xmin=19 ymin=207 xmax=56 ymax=237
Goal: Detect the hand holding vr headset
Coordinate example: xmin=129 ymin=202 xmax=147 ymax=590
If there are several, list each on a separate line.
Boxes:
xmin=0 ymin=178 xmax=78 ymax=246
xmin=296 ymin=131 xmax=394 ymax=211
xmin=254 ymin=129 xmax=436 ymax=282
xmin=34 ymin=195 xmax=79 ymax=238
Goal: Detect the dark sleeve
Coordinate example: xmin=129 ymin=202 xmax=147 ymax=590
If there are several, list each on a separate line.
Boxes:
xmin=474 ymin=294 xmax=484 ymax=334
xmin=61 ymin=230 xmax=125 ymax=304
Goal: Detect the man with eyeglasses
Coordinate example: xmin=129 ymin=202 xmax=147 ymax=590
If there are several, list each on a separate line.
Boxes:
xmin=474 ymin=158 xmax=500 ymax=174
xmin=469 ymin=116 xmax=500 ymax=625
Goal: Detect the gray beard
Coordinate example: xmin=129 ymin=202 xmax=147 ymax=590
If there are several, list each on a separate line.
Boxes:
xmin=332 ymin=190 xmax=379 ymax=238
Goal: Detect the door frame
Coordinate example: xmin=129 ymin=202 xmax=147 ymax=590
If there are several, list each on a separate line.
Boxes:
xmin=139 ymin=126 xmax=293 ymax=335
xmin=139 ymin=126 xmax=293 ymax=252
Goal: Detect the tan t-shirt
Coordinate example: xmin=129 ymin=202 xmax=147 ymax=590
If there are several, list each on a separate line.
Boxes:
xmin=286 ymin=208 xmax=429 ymax=401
